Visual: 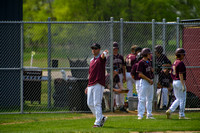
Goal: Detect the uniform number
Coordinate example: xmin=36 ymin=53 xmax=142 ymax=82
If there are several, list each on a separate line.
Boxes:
xmin=126 ymin=58 xmax=132 ymax=67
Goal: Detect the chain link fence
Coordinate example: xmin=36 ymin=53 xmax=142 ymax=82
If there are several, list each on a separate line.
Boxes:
xmin=0 ymin=18 xmax=200 ymax=114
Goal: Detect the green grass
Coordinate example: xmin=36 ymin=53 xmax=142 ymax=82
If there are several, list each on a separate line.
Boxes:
xmin=0 ymin=112 xmax=200 ymax=133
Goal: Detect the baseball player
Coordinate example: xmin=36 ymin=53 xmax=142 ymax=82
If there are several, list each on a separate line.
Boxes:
xmin=131 ymin=50 xmax=142 ymax=111
xmin=137 ymin=48 xmax=155 ymax=119
xmin=125 ymin=45 xmax=138 ymax=97
xmin=155 ymin=45 xmax=171 ymax=74
xmin=104 ymin=66 xmax=126 ymax=112
xmin=166 ymin=48 xmax=189 ymax=119
xmin=130 ymin=47 xmax=142 ymax=95
xmin=85 ymin=43 xmax=108 ymax=127
xmin=155 ymin=45 xmax=171 ymax=109
xmin=157 ymin=66 xmax=173 ymax=110
xmin=107 ymin=42 xmax=126 ymax=109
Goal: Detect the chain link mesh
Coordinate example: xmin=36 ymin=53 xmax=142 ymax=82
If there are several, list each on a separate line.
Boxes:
xmin=0 ymin=20 xmax=200 ymax=114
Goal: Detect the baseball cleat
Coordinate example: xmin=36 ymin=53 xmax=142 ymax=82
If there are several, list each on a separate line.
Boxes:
xmin=166 ymin=109 xmax=171 ymax=119
xmin=138 ymin=116 xmax=143 ymax=120
xmin=93 ymin=125 xmax=101 ymax=128
xmin=100 ymin=116 xmax=108 ymax=127
xmin=146 ymin=116 xmax=155 ymax=119
xmin=179 ymin=116 xmax=190 ymax=120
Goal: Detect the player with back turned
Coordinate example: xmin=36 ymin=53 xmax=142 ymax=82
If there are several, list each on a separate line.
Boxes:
xmin=166 ymin=48 xmax=189 ymax=119
xmin=85 ymin=43 xmax=108 ymax=127
xmin=125 ymin=45 xmax=138 ymax=97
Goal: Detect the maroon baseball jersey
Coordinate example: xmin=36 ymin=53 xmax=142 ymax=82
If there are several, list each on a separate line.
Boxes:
xmin=125 ymin=54 xmax=137 ymax=72
xmin=159 ymin=71 xmax=173 ymax=88
xmin=171 ymin=59 xmax=186 ymax=80
xmin=131 ymin=63 xmax=141 ymax=80
xmin=137 ymin=59 xmax=153 ymax=79
xmin=88 ymin=55 xmax=106 ymax=87
xmin=113 ymin=54 xmax=125 ymax=74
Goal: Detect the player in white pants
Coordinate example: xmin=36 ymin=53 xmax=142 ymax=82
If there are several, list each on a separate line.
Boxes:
xmin=137 ymin=48 xmax=154 ymax=119
xmin=166 ymin=48 xmax=188 ymax=119
xmin=112 ymin=42 xmax=126 ymax=109
xmin=125 ymin=45 xmax=138 ymax=97
xmin=131 ymin=51 xmax=143 ymax=111
xmin=85 ymin=43 xmax=108 ymax=127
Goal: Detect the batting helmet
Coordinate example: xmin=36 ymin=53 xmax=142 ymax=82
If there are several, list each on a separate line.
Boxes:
xmin=155 ymin=45 xmax=163 ymax=54
xmin=141 ymin=48 xmax=152 ymax=56
xmin=175 ymin=48 xmax=186 ymax=56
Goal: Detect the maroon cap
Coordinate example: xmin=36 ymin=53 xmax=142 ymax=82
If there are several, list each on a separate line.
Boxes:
xmin=113 ymin=42 xmax=119 ymax=49
xmin=91 ymin=43 xmax=101 ymax=49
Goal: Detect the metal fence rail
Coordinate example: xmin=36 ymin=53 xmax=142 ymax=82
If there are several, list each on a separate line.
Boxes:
xmin=0 ymin=17 xmax=200 ymax=114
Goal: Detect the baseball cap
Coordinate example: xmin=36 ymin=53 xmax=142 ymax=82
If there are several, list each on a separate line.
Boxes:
xmin=91 ymin=43 xmax=101 ymax=49
xmin=113 ymin=42 xmax=119 ymax=49
xmin=131 ymin=45 xmax=137 ymax=50
xmin=141 ymin=48 xmax=152 ymax=56
xmin=135 ymin=47 xmax=142 ymax=52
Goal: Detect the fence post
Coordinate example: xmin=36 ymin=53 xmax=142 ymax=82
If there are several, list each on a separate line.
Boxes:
xmin=47 ymin=17 xmax=52 ymax=108
xmin=20 ymin=22 xmax=24 ymax=114
xmin=152 ymin=19 xmax=157 ymax=111
xmin=110 ymin=17 xmax=114 ymax=112
xmin=120 ymin=18 xmax=124 ymax=56
xmin=176 ymin=17 xmax=180 ymax=48
xmin=162 ymin=18 xmax=166 ymax=54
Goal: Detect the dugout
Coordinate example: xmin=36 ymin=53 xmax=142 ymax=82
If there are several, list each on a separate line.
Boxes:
xmin=0 ymin=0 xmax=22 ymax=108
xmin=181 ymin=19 xmax=200 ymax=107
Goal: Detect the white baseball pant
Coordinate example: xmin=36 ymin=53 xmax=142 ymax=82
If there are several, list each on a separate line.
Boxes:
xmin=138 ymin=79 xmax=154 ymax=118
xmin=116 ymin=73 xmax=124 ymax=107
xmin=87 ymin=83 xmax=104 ymax=126
xmin=135 ymin=80 xmax=140 ymax=111
xmin=126 ymin=72 xmax=135 ymax=97
xmin=162 ymin=87 xmax=168 ymax=106
xmin=135 ymin=80 xmax=140 ymax=99
xmin=169 ymin=80 xmax=186 ymax=117
xmin=157 ymin=87 xmax=168 ymax=108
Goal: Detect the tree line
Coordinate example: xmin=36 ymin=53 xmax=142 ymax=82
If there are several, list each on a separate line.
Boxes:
xmin=24 ymin=0 xmax=200 ymax=21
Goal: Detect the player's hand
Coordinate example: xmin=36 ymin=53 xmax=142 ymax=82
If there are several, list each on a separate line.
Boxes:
xmin=113 ymin=88 xmax=122 ymax=94
xmin=182 ymin=85 xmax=186 ymax=92
xmin=103 ymin=50 xmax=109 ymax=56
xmin=149 ymin=79 xmax=153 ymax=85
xmin=85 ymin=87 xmax=88 ymax=94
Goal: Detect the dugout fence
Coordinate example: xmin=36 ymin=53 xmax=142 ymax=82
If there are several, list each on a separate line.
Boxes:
xmin=0 ymin=17 xmax=200 ymax=114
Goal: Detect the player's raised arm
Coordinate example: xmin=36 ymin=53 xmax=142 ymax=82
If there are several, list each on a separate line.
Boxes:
xmin=101 ymin=49 xmax=108 ymax=59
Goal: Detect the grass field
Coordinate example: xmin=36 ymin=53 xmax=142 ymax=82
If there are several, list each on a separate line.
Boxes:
xmin=0 ymin=112 xmax=200 ymax=133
